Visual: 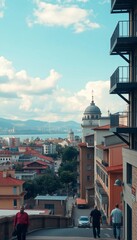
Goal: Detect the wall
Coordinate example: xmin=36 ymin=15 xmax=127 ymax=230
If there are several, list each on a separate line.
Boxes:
xmin=132 ymin=166 xmax=137 ymax=240
xmin=35 ymin=200 xmax=67 ymax=216
xmin=0 ymin=214 xmax=73 ymax=240
xmin=123 ymin=148 xmax=137 ymax=240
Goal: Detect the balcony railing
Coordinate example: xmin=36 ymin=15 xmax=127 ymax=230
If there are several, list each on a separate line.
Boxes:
xmin=96 ymin=181 xmax=108 ymax=204
xmin=102 ymin=160 xmax=109 ymax=167
xmin=110 ymin=111 xmax=128 ymax=128
xmin=110 ymin=66 xmax=130 ymax=89
xmin=111 ymin=21 xmax=136 ymax=50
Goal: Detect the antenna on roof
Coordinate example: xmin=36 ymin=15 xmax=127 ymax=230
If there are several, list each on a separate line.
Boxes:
xmin=92 ymin=90 xmax=94 ymax=103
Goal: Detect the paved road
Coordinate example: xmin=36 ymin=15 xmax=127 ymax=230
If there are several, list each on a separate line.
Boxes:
xmin=26 ymin=226 xmax=114 ymax=240
xmin=26 ymin=197 xmax=117 ymax=240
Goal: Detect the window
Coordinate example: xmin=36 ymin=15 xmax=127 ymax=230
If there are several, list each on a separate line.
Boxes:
xmin=87 ymin=153 xmax=92 ymax=159
xmin=87 ymin=165 xmax=92 ymax=170
xmin=126 ymin=163 xmax=132 ymax=185
xmin=87 ymin=176 xmax=90 ymax=181
xmin=13 ymin=199 xmax=17 ymax=207
xmin=13 ymin=186 xmax=17 ymax=194
xmin=106 ymin=175 xmax=108 ymax=187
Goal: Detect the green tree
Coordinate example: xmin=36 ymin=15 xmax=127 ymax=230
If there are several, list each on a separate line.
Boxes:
xmin=24 ymin=172 xmax=62 ymax=199
xmin=58 ymin=146 xmax=78 ymax=193
xmin=62 ymin=146 xmax=78 ymax=162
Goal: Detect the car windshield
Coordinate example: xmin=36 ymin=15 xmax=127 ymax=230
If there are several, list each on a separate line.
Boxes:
xmin=80 ymin=217 xmax=88 ymax=221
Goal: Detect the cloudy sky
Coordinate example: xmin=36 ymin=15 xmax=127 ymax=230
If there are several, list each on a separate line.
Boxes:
xmin=0 ymin=0 xmax=128 ymax=123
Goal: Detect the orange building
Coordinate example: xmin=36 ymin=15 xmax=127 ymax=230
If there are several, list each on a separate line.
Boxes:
xmin=95 ymin=134 xmax=128 ymax=223
xmin=0 ymin=170 xmax=25 ymax=209
xmin=78 ymin=134 xmax=94 ymax=207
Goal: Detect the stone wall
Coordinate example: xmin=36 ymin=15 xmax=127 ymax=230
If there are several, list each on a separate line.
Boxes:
xmin=0 ymin=214 xmax=72 ymax=240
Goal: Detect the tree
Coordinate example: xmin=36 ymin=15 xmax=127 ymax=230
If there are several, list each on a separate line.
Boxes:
xmin=62 ymin=146 xmax=78 ymax=162
xmin=24 ymin=172 xmax=62 ymax=199
xmin=58 ymin=146 xmax=78 ymax=194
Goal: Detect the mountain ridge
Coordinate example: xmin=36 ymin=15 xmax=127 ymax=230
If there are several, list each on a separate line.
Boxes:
xmin=0 ymin=118 xmax=81 ymax=135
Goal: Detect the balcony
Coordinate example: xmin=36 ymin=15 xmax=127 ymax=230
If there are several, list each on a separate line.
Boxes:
xmin=110 ymin=112 xmax=137 ymax=145
xmin=102 ymin=160 xmax=109 ymax=167
xmin=96 ymin=180 xmax=108 ymax=204
xmin=111 ymin=0 xmax=135 ymax=13
xmin=110 ymin=66 xmax=137 ymax=95
xmin=110 ymin=21 xmax=137 ymax=55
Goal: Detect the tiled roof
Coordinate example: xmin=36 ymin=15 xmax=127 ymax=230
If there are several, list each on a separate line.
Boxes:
xmin=93 ymin=124 xmax=110 ymax=130
xmin=96 ymin=143 xmax=126 ymax=149
xmin=24 ymin=160 xmax=48 ymax=166
xmin=23 ymin=148 xmax=54 ymax=163
xmin=78 ymin=142 xmax=87 ymax=147
xmin=0 ymin=172 xmax=24 ymax=186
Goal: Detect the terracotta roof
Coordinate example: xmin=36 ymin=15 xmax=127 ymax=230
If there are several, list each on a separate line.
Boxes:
xmin=0 ymin=172 xmax=24 ymax=186
xmin=93 ymin=124 xmax=110 ymax=130
xmin=96 ymin=143 xmax=127 ymax=150
xmin=105 ymin=164 xmax=123 ymax=173
xmin=78 ymin=142 xmax=87 ymax=147
xmin=24 ymin=160 xmax=48 ymax=167
xmin=23 ymin=148 xmax=54 ymax=163
xmin=23 ymin=166 xmax=48 ymax=170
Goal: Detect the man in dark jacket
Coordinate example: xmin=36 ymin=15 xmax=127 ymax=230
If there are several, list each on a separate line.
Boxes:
xmin=90 ymin=205 xmax=101 ymax=238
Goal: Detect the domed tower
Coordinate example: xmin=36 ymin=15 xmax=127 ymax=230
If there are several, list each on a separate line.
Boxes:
xmin=68 ymin=129 xmax=74 ymax=142
xmin=81 ymin=94 xmax=101 ymax=142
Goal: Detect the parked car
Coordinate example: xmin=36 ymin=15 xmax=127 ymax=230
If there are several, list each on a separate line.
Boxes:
xmin=78 ymin=216 xmax=90 ymax=228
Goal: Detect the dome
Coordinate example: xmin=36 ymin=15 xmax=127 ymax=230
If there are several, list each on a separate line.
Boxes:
xmin=84 ymin=100 xmax=101 ymax=115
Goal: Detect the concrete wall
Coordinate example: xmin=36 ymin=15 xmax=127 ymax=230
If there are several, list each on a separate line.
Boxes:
xmin=0 ymin=214 xmax=73 ymax=240
xmin=123 ymin=148 xmax=137 ymax=240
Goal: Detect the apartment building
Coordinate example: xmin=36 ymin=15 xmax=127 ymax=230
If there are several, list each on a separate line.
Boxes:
xmin=95 ymin=134 xmax=128 ymax=223
xmin=110 ymin=1 xmax=137 ymax=239
xmin=78 ymin=135 xmax=94 ymax=207
xmin=0 ymin=169 xmax=25 ymax=209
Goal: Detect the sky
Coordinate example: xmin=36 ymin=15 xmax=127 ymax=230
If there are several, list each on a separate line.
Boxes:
xmin=0 ymin=0 xmax=128 ymax=123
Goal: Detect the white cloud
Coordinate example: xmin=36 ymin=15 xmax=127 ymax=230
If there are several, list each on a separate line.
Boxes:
xmin=0 ymin=0 xmax=5 ymax=18
xmin=99 ymin=0 xmax=110 ymax=4
xmin=0 ymin=57 xmax=61 ymax=97
xmin=0 ymin=56 xmax=126 ymax=122
xmin=28 ymin=1 xmax=100 ymax=33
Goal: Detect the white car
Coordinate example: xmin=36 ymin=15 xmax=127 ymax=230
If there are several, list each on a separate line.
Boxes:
xmin=78 ymin=216 xmax=90 ymax=228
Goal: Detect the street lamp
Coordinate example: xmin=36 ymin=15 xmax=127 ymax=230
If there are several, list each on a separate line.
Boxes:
xmin=114 ymin=179 xmax=124 ymax=187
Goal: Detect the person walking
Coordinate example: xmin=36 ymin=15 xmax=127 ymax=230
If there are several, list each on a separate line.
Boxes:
xmin=13 ymin=205 xmax=29 ymax=240
xmin=110 ymin=204 xmax=123 ymax=240
xmin=90 ymin=205 xmax=102 ymax=238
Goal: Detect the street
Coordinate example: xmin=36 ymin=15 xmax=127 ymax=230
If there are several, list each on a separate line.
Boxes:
xmin=27 ymin=197 xmax=115 ymax=239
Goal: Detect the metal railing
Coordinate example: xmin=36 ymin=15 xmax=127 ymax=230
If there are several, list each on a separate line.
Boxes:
xmin=110 ymin=111 xmax=128 ymax=128
xmin=110 ymin=66 xmax=130 ymax=88
xmin=111 ymin=20 xmax=136 ymax=50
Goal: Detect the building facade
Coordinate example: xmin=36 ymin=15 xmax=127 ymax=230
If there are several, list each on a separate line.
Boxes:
xmin=78 ymin=97 xmax=110 ymax=206
xmin=95 ymin=134 xmax=127 ymax=223
xmin=110 ymin=1 xmax=137 ymax=239
xmin=0 ymin=170 xmax=25 ymax=209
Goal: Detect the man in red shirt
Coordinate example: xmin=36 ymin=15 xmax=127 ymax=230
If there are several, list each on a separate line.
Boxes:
xmin=14 ymin=205 xmax=29 ymax=240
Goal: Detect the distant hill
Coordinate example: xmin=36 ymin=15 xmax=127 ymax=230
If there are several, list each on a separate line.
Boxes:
xmin=0 ymin=118 xmax=81 ymax=135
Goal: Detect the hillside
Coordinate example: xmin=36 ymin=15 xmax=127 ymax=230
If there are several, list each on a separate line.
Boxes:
xmin=0 ymin=118 xmax=81 ymax=135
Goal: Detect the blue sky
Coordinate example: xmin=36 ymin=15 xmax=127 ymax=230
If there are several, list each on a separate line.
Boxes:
xmin=0 ymin=0 xmax=128 ymax=123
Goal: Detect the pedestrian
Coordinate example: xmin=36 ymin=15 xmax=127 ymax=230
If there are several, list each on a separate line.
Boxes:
xmin=110 ymin=204 xmax=123 ymax=240
xmin=13 ymin=205 xmax=29 ymax=240
xmin=90 ymin=205 xmax=102 ymax=238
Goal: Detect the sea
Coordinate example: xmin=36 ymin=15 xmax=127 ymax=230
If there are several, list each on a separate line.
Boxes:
xmin=0 ymin=132 xmax=82 ymax=141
